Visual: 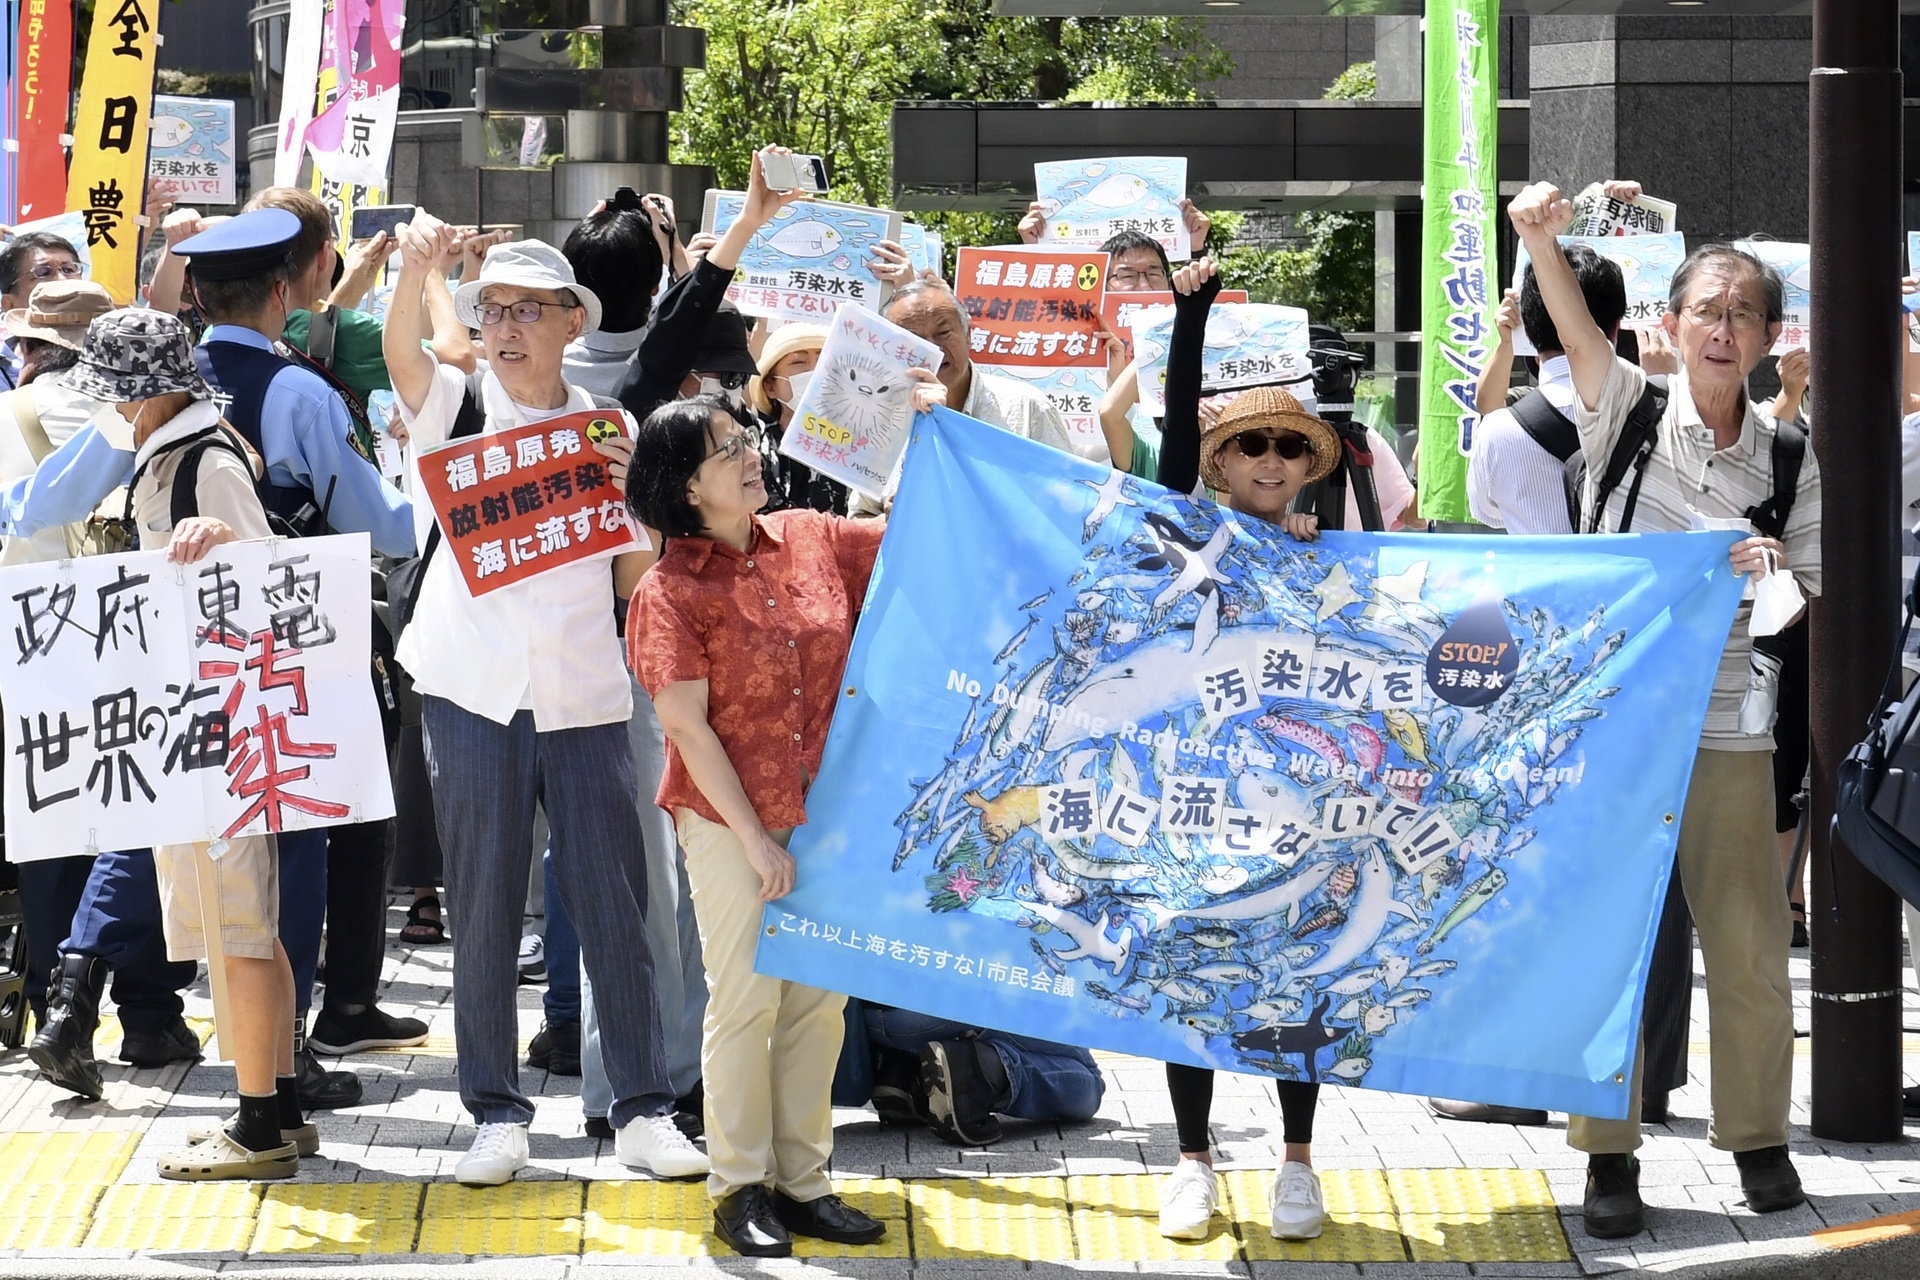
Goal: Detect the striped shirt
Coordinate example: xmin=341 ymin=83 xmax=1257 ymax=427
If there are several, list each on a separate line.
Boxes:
xmin=1576 ymin=357 xmax=1822 ymax=750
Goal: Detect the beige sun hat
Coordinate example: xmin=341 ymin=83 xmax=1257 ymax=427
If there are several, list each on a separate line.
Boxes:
xmin=747 ymin=323 xmax=828 ymax=416
xmin=1198 ymin=384 xmax=1341 ymax=491
xmin=3 ymin=280 xmax=116 ymax=350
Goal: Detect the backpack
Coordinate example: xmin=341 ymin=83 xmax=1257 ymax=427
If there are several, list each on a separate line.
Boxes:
xmin=122 ymin=422 xmax=300 ymax=537
xmin=1833 ymin=558 xmax=1920 ymax=911
xmin=383 ymin=386 xmax=485 ymax=642
xmin=1555 ymin=377 xmax=1808 ymax=539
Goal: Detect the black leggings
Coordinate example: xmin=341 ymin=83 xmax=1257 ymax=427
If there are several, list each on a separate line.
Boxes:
xmin=1168 ymin=1062 xmax=1318 ymax=1152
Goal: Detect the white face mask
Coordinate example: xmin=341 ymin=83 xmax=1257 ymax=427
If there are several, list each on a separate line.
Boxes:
xmin=91 ymin=405 xmax=139 ymax=451
xmin=779 ymin=370 xmax=814 ymax=405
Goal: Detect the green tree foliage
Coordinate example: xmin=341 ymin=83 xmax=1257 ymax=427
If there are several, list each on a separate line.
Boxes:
xmin=670 ymin=0 xmax=1229 ymax=211
xmin=1213 ymin=62 xmax=1376 ymax=333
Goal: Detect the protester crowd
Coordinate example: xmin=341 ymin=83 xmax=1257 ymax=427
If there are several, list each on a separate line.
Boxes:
xmin=0 ymin=145 xmax=1876 ymax=1256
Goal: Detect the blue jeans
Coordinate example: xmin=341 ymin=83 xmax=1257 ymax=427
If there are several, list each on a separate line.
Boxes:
xmin=864 ymin=1008 xmax=1105 ymax=1122
xmin=278 ymin=829 xmax=328 ymax=1017
xmin=422 ymin=697 xmax=674 ymax=1127
xmin=581 ymin=680 xmax=707 ymax=1114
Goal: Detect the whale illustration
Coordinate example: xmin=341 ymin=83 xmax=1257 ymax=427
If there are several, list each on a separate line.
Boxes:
xmin=1079 ymin=173 xmax=1151 ymax=209
xmin=1131 ymin=860 xmax=1336 ymax=933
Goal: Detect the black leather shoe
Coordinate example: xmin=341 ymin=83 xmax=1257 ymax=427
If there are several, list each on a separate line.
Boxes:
xmin=1641 ymin=1091 xmax=1670 ymax=1125
xmin=1582 ymin=1154 xmax=1645 ymax=1239
xmin=673 ymin=1084 xmax=704 ymax=1139
xmin=774 ymin=1190 xmax=886 ymax=1245
xmin=920 ymin=1038 xmax=1006 ymax=1146
xmin=1428 ymin=1097 xmax=1550 ymax=1126
xmin=29 ymin=954 xmax=107 ymax=1100
xmin=1904 ymin=1085 xmax=1920 ymax=1119
xmin=295 ymin=1046 xmax=364 ymax=1109
xmin=713 ymin=1185 xmax=792 ymax=1258
xmin=119 ymin=1018 xmax=203 ymax=1068
xmin=526 ymin=1020 xmax=580 ymax=1075
xmin=584 ymin=1116 xmax=614 ymax=1140
xmin=1734 ymin=1145 xmax=1805 ymax=1213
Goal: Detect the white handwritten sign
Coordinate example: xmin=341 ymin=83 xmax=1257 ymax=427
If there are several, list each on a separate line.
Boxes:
xmin=779 ymin=303 xmax=943 ymax=499
xmin=1035 ymin=156 xmax=1190 ymax=262
xmin=1131 ymin=303 xmax=1313 ymax=418
xmin=702 ymin=193 xmax=902 ymax=325
xmin=0 ymin=535 xmax=395 ymax=860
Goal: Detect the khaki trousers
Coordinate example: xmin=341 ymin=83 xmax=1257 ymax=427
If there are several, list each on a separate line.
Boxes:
xmin=1569 ymin=747 xmax=1794 ymax=1154
xmin=677 ymin=809 xmax=846 ymax=1200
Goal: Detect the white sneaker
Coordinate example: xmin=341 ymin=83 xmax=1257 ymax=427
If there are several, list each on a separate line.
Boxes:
xmin=1158 ymin=1157 xmax=1219 ymax=1240
xmin=455 ymin=1122 xmax=529 ymax=1186
xmin=615 ymin=1112 xmax=711 ymax=1179
xmin=517 ymin=933 xmax=546 ymax=984
xmin=1269 ymin=1160 xmax=1325 ymax=1240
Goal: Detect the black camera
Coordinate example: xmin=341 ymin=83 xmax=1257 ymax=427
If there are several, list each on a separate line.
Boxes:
xmin=608 ymin=186 xmax=644 ymax=213
xmin=1307 ymin=323 xmax=1366 ymax=417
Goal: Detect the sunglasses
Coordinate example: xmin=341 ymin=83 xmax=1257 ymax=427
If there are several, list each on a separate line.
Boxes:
xmin=1229 ymin=430 xmax=1311 ymax=461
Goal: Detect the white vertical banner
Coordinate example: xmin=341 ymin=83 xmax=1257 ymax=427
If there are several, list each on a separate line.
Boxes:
xmin=0 ymin=535 xmax=394 ymax=860
xmin=273 ymin=0 xmax=326 ymax=188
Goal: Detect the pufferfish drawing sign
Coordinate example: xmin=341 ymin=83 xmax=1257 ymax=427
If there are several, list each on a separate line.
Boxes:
xmin=757 ymin=407 xmax=1743 ymax=1120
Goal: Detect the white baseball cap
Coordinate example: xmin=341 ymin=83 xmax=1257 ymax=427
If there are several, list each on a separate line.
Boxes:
xmin=452 ymin=238 xmax=603 ymax=335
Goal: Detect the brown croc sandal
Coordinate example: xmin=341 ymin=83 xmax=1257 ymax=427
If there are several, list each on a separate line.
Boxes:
xmin=188 ymin=1118 xmax=319 ymax=1157
xmin=158 ymin=1129 xmax=299 ymax=1181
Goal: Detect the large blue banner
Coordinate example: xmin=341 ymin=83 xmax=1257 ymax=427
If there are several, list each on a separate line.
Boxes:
xmin=758 ymin=408 xmax=1743 ymax=1120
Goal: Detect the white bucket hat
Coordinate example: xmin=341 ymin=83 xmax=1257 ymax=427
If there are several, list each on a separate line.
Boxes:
xmin=452 ymin=238 xmax=603 ymax=335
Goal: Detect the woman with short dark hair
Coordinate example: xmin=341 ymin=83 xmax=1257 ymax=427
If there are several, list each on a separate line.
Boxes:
xmin=626 ymin=381 xmax=939 ymax=1257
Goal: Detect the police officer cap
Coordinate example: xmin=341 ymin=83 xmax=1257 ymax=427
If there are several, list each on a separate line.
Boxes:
xmin=172 ymin=208 xmax=304 ymax=282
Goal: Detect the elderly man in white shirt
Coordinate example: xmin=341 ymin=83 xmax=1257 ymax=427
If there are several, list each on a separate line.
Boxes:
xmin=849 ymin=280 xmax=1082 ymax=515
xmin=383 ymin=220 xmax=709 ymax=1188
xmin=1466 ymin=246 xmax=1628 ymax=535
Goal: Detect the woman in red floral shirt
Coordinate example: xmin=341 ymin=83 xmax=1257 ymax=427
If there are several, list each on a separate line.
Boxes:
xmin=626 ymin=386 xmax=938 ymax=1257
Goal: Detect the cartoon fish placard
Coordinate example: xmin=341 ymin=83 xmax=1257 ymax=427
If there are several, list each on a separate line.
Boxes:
xmin=758 ymin=406 xmax=1745 ymax=1120
xmin=1035 ymin=156 xmax=1191 ymax=263
xmin=1132 ymin=303 xmax=1312 ymax=417
xmin=987 ymin=363 xmax=1110 ymax=461
xmin=779 ymin=302 xmax=944 ymax=498
xmin=702 ymin=190 xmax=903 ymax=325
xmin=147 ymin=95 xmax=237 ymax=205
xmin=1734 ymin=240 xmax=1811 ymax=355
xmin=1509 ymin=233 xmax=1688 ymax=357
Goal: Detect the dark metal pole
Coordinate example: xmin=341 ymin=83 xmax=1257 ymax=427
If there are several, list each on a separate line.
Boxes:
xmin=1808 ymin=0 xmax=1904 ymax=1143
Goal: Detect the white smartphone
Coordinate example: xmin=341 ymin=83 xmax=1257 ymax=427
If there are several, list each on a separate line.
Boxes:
xmin=761 ymin=152 xmax=830 ymax=194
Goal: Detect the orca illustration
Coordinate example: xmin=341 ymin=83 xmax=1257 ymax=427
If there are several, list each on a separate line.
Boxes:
xmin=1230 ymin=994 xmax=1346 ymax=1083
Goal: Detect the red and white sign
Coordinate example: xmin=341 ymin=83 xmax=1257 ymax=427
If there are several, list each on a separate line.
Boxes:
xmin=953 ymin=247 xmax=1109 ymax=368
xmin=416 ymin=410 xmax=642 ymax=597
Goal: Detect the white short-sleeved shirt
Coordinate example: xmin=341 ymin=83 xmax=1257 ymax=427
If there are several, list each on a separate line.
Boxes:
xmin=1467 ymin=356 xmax=1580 ymax=535
xmin=1576 ymin=357 xmax=1822 ymax=750
xmin=396 ymin=362 xmax=637 ymax=731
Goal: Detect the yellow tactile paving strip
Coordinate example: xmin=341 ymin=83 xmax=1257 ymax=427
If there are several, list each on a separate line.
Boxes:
xmin=0 ymin=1148 xmax=1576 ymax=1262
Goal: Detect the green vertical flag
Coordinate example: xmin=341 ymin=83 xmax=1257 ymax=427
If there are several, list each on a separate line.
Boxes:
xmin=1418 ymin=0 xmax=1500 ymax=523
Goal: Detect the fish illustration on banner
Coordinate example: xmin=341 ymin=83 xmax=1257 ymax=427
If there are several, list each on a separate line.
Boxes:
xmin=779 ymin=303 xmax=943 ymax=498
xmin=755 ymin=408 xmax=1744 ymax=1118
xmin=1735 ymin=240 xmax=1811 ymax=354
xmin=1131 ymin=304 xmax=1312 ymax=418
xmin=1510 ymin=234 xmax=1686 ymax=358
xmin=1102 ymin=289 xmax=1248 ymax=362
xmin=148 ymin=96 xmax=238 ymax=206
xmin=1036 ymin=157 xmax=1191 ymax=263
xmin=702 ymin=193 xmax=902 ymax=325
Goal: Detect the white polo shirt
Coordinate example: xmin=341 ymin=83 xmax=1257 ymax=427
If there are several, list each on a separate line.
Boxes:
xmin=396 ymin=361 xmax=636 ymax=731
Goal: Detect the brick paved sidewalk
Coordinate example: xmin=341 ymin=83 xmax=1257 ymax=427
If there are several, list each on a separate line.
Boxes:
xmin=0 ymin=907 xmax=1917 ymax=1277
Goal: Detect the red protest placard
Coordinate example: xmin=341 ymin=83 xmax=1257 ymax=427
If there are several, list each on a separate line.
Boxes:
xmin=416 ymin=410 xmax=642 ymax=597
xmin=1101 ymin=288 xmax=1248 ymax=360
xmin=954 ymin=247 xmax=1109 ymax=368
